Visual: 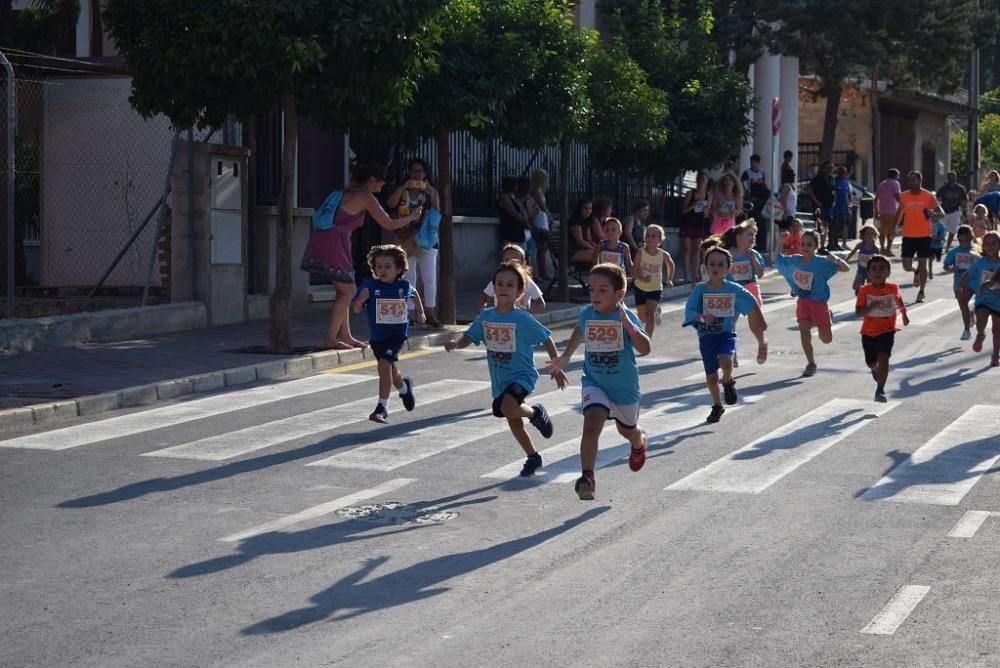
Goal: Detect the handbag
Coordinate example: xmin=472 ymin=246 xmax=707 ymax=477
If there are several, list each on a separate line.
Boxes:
xmin=312 ymin=190 xmax=343 ymax=230
xmin=760 ymin=196 xmax=785 ymax=221
xmin=414 ymin=207 xmax=442 ymax=250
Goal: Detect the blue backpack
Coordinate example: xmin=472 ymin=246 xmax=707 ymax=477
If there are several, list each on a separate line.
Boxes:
xmin=415 ymin=207 xmax=442 ymax=250
xmin=312 ymin=190 xmax=343 ymax=230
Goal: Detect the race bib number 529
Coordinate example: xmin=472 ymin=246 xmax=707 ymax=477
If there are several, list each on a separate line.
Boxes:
xmin=484 ymin=322 xmax=516 ymax=353
xmin=375 ymin=299 xmax=408 ymax=324
xmin=585 ymin=320 xmax=624 ymax=352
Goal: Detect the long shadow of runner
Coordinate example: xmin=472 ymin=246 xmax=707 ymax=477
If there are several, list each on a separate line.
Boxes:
xmin=893 ymin=365 xmax=989 ymax=398
xmin=240 ymin=506 xmax=610 ymax=634
xmin=58 ymin=408 xmax=483 ymax=509
xmin=171 ymin=483 xmax=504 ymax=578
xmin=730 ymin=408 xmax=871 ymax=460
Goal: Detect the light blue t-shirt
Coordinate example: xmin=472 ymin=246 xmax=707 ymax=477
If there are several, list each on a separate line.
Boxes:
xmin=777 ymin=254 xmax=839 ymax=302
xmin=834 ymin=177 xmax=851 ymax=214
xmin=728 ymin=249 xmax=765 ymax=285
xmin=966 ymin=256 xmax=1000 ymax=311
xmin=930 ymin=221 xmax=947 ymax=249
xmin=943 ymin=246 xmax=977 ymax=291
xmin=577 ymin=304 xmax=644 ymax=405
xmin=683 ymin=280 xmax=758 ymax=337
xmin=465 ymin=308 xmax=551 ymax=399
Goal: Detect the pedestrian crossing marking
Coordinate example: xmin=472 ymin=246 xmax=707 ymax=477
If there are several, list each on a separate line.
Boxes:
xmin=0 ymin=373 xmax=371 ymax=451
xmin=947 ymin=510 xmax=998 ymax=538
xmin=667 ymin=398 xmax=898 ymax=494
xmin=860 ymin=405 xmax=1000 ymax=506
xmin=861 ymin=585 xmax=930 ymax=636
xmin=143 ymin=379 xmax=490 ymax=461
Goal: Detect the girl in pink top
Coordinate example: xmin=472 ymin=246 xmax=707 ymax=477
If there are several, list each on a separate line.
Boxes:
xmin=707 ymin=173 xmax=743 ymax=236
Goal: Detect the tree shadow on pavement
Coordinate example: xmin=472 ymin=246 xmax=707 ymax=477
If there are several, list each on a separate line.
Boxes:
xmin=57 ymin=408 xmax=484 ymax=509
xmin=239 ymin=506 xmax=609 ymax=634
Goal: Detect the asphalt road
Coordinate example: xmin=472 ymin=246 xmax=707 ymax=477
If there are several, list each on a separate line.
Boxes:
xmin=3 ymin=259 xmax=999 ymax=668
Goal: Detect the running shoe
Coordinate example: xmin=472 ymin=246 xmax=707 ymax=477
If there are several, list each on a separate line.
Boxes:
xmin=575 ymin=470 xmax=596 ymax=500
xmin=973 ymin=333 xmax=985 ymax=353
xmin=369 ymin=404 xmax=389 ymax=424
xmin=991 ymin=355 xmax=1000 ymax=368
xmin=961 ymin=329 xmax=972 ymax=341
xmin=399 ymin=377 xmax=415 ymax=411
xmin=928 ymin=269 xmax=934 ymax=280
xmin=655 ymin=305 xmax=663 ymax=326
xmin=756 ymin=341 xmax=768 ymax=364
xmin=916 ymin=290 xmax=925 ymax=303
xmin=803 ymin=363 xmax=817 ymax=377
xmin=628 ymin=432 xmax=648 ymax=472
xmin=874 ymin=388 xmax=888 ymax=403
xmin=519 ymin=452 xmax=543 ymax=477
xmin=529 ymin=404 xmax=554 ymax=438
xmin=706 ymin=404 xmax=725 ymax=423
xmin=722 ymin=379 xmax=738 ymax=405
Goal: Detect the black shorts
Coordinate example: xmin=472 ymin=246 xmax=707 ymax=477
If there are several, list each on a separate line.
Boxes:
xmin=492 ymin=383 xmax=530 ymax=418
xmin=862 ymin=331 xmax=895 ymax=365
xmin=930 ymin=247 xmax=943 ymax=261
xmin=633 ymin=285 xmax=662 ymax=305
xmin=901 ymin=236 xmax=932 ymax=259
xmin=370 ymin=335 xmax=408 ymax=363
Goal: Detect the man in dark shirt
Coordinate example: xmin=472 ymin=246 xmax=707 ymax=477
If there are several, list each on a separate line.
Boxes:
xmin=935 ymin=171 xmax=967 ymax=250
xmin=806 ymin=161 xmax=835 ymax=249
xmin=780 ymin=150 xmax=796 ymax=185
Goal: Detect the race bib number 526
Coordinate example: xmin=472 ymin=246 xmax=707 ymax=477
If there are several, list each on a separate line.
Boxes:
xmin=585 ymin=320 xmax=624 ymax=352
xmin=484 ymin=322 xmax=516 ymax=353
xmin=703 ymin=294 xmax=735 ymax=318
xmin=375 ymin=299 xmax=408 ymax=324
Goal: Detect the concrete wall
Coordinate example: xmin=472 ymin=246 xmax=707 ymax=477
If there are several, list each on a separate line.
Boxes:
xmin=914 ymin=111 xmax=950 ymax=189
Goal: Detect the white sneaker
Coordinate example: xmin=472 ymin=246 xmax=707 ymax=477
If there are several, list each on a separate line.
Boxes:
xmin=961 ymin=329 xmax=972 ymax=341
xmin=654 ymin=306 xmax=662 ymax=326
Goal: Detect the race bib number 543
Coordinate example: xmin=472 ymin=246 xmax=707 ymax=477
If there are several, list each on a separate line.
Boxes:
xmin=585 ymin=320 xmax=624 ymax=352
xmin=484 ymin=322 xmax=516 ymax=353
xmin=375 ymin=299 xmax=408 ymax=324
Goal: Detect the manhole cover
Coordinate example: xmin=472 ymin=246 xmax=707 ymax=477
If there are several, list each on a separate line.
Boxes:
xmin=335 ymin=502 xmax=459 ymax=525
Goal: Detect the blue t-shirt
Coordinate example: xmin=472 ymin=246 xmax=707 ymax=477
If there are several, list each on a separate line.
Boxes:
xmin=683 ymin=280 xmax=758 ymax=337
xmin=975 ymin=191 xmax=1000 ymax=216
xmin=854 ymin=241 xmax=879 ymax=275
xmin=834 ymin=177 xmax=851 ymax=214
xmin=465 ymin=307 xmax=551 ymax=399
xmin=354 ymin=278 xmax=416 ymax=342
xmin=776 ymin=254 xmax=840 ymax=302
xmin=728 ymin=249 xmax=765 ymax=285
xmin=930 ymin=221 xmax=947 ymax=249
xmin=966 ymin=256 xmax=1000 ymax=311
xmin=598 ymin=240 xmax=628 ymax=268
xmin=943 ymin=246 xmax=977 ymax=291
xmin=577 ymin=304 xmax=644 ymax=405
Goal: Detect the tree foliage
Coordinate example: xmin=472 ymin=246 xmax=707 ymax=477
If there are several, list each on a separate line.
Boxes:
xmin=0 ymin=0 xmax=79 ymax=53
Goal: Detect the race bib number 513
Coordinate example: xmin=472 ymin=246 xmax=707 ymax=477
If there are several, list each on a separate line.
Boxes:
xmin=484 ymin=322 xmax=516 ymax=353
xmin=585 ymin=320 xmax=624 ymax=352
xmin=375 ymin=299 xmax=408 ymax=325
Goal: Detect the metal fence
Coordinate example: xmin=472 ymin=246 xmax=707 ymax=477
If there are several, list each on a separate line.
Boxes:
xmin=797 ymin=142 xmax=858 ymax=181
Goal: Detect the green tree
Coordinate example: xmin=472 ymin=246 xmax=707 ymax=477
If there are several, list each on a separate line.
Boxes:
xmin=104 ymin=0 xmax=441 ymax=352
xmin=953 ymin=113 xmax=1000 ymax=179
xmin=0 ymin=0 xmax=79 ymax=52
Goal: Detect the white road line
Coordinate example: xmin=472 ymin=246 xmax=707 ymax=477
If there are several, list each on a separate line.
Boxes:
xmin=309 ymin=388 xmax=580 ymax=471
xmin=947 ymin=510 xmax=997 ymax=538
xmin=860 ymin=585 xmax=930 ymax=635
xmin=905 ymin=298 xmax=953 ymax=326
xmin=860 ymin=406 xmax=1000 ymax=506
xmin=144 ymin=379 xmax=490 ymax=461
xmin=667 ymin=398 xmax=898 ymax=494
xmin=0 ymin=374 xmax=371 ymax=451
xmin=218 ymin=478 xmax=415 ymax=543
xmin=480 ymin=393 xmax=764 ymax=482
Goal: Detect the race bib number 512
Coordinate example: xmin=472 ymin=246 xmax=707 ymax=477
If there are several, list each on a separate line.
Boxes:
xmin=484 ymin=322 xmax=516 ymax=353
xmin=585 ymin=320 xmax=624 ymax=352
xmin=375 ymin=299 xmax=408 ymax=324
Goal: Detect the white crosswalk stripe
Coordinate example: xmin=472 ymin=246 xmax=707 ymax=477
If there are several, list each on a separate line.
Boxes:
xmin=143 ymin=379 xmax=490 ymax=461
xmin=667 ymin=398 xmax=898 ymax=494
xmin=860 ymin=405 xmax=1000 ymax=506
xmin=0 ymin=373 xmax=371 ymax=451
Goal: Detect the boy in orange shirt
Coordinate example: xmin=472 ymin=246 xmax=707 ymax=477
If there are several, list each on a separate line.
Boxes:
xmin=855 ymin=255 xmax=909 ymax=402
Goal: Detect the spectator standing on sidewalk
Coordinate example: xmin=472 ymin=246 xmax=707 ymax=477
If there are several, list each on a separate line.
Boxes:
xmin=980 ymin=170 xmax=1000 ymax=193
xmin=780 ymin=150 xmax=796 ymax=186
xmin=622 ymin=199 xmax=651 ymax=254
xmin=386 ymin=158 xmax=442 ymax=328
xmin=706 ymin=172 xmax=743 ymax=236
xmin=875 ymin=168 xmax=902 ymax=256
xmin=498 ymin=176 xmax=531 ymax=247
xmin=741 ymin=154 xmax=771 ymax=220
xmin=680 ymin=172 xmax=711 ymax=283
xmin=831 ymin=165 xmax=852 ymax=250
xmin=528 ymin=168 xmax=553 ymax=280
xmin=806 ymin=161 xmax=835 ymax=250
xmin=936 ymin=171 xmax=968 ymax=251
xmin=589 ymin=196 xmax=614 ymax=243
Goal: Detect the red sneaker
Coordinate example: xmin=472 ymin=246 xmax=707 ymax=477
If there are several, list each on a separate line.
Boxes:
xmin=628 ymin=432 xmax=648 ymax=472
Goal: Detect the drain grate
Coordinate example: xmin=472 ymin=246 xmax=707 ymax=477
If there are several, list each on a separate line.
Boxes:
xmin=335 ymin=502 xmax=459 ymax=525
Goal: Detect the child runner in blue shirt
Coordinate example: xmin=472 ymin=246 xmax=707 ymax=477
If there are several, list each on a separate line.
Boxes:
xmin=551 ymin=264 xmax=651 ymax=500
xmin=592 ymin=217 xmax=634 ymax=276
xmin=959 ymin=230 xmax=1000 ymax=366
xmin=942 ymin=224 xmax=978 ymax=340
xmin=844 ymin=224 xmax=880 ymax=294
xmin=353 ymin=245 xmax=425 ymax=424
xmin=684 ymin=247 xmax=768 ymax=423
xmin=776 ymin=230 xmax=850 ymax=377
xmin=928 ymin=218 xmax=947 ymax=280
xmin=445 ymin=261 xmax=567 ymax=476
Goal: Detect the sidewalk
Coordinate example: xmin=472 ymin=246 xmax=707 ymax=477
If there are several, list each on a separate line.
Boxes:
xmin=0 ymin=283 xmax=696 ymax=433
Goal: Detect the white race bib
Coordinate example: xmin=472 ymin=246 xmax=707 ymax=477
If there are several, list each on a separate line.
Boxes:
xmin=703 ymin=294 xmax=735 ymax=318
xmin=729 ymin=261 xmax=752 ymax=282
xmin=866 ymin=294 xmax=895 ymax=318
xmin=858 ymin=253 xmax=873 ymax=269
xmin=483 ymin=322 xmax=516 ymax=353
xmin=585 ymin=320 xmax=624 ymax=352
xmin=599 ymin=251 xmax=622 ymax=266
xmin=792 ymin=269 xmax=814 ymax=291
xmin=984 ymin=269 xmax=999 ymax=292
xmin=639 ymin=261 xmax=660 ymax=282
xmin=955 ymin=253 xmax=974 ymax=270
xmin=375 ymin=299 xmax=408 ymax=325
xmin=693 ymin=200 xmax=707 ymax=213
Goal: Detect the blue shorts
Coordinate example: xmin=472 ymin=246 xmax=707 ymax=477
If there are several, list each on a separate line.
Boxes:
xmin=698 ymin=332 xmax=738 ymax=375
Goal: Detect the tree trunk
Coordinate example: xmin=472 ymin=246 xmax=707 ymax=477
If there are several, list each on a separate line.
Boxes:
xmin=819 ymin=83 xmax=842 ymax=164
xmin=557 ymin=137 xmax=570 ymax=303
xmin=435 ymin=127 xmax=456 ymax=325
xmin=90 ymin=0 xmax=103 ymax=57
xmin=269 ymin=91 xmax=296 ymax=353
xmin=870 ymin=63 xmax=880 ymax=185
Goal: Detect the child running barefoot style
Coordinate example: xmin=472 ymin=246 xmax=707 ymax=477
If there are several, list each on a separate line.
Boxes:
xmin=844 ymin=225 xmax=880 ymax=294
xmin=632 ymin=224 xmax=675 ymax=337
xmin=352 ymin=245 xmax=425 ymax=424
xmin=722 ymin=221 xmax=766 ymax=367
xmin=593 ymin=217 xmax=634 ymax=275
xmin=445 ymin=261 xmax=567 ymax=476
xmin=480 ymin=243 xmax=546 ymax=315
xmin=684 ymin=247 xmax=768 ymax=423
xmin=777 ymin=230 xmax=851 ymax=376
xmin=550 ymin=264 xmax=651 ymax=500
xmin=855 ymin=255 xmax=909 ymax=402
xmin=960 ymin=230 xmax=1000 ymax=366
xmin=943 ymin=225 xmax=978 ymax=340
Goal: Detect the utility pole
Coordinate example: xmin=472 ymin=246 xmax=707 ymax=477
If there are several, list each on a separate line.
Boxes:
xmin=968 ymin=11 xmax=981 ymax=189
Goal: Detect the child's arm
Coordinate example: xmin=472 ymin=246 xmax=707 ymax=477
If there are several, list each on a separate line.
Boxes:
xmin=662 ymin=251 xmax=675 ymax=287
xmin=624 ymin=249 xmax=634 ymax=275
xmin=591 ymin=246 xmax=601 ymax=265
xmin=529 ymin=294 xmax=546 ymax=315
xmin=831 ymin=254 xmax=851 ymax=273
xmin=958 ymin=270 xmax=971 ymax=289
xmin=351 ymin=287 xmax=370 ymax=314
xmin=844 ymin=241 xmax=860 ymax=261
xmin=551 ymin=326 xmax=583 ymax=371
xmin=542 ymin=337 xmax=568 ymax=389
xmin=411 ymin=291 xmax=426 ymax=324
xmin=896 ymin=291 xmax=909 ymax=326
xmin=749 ymin=252 xmax=764 ymax=277
xmin=444 ymin=334 xmax=474 ymax=352
xmin=620 ymin=303 xmax=652 ymax=355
